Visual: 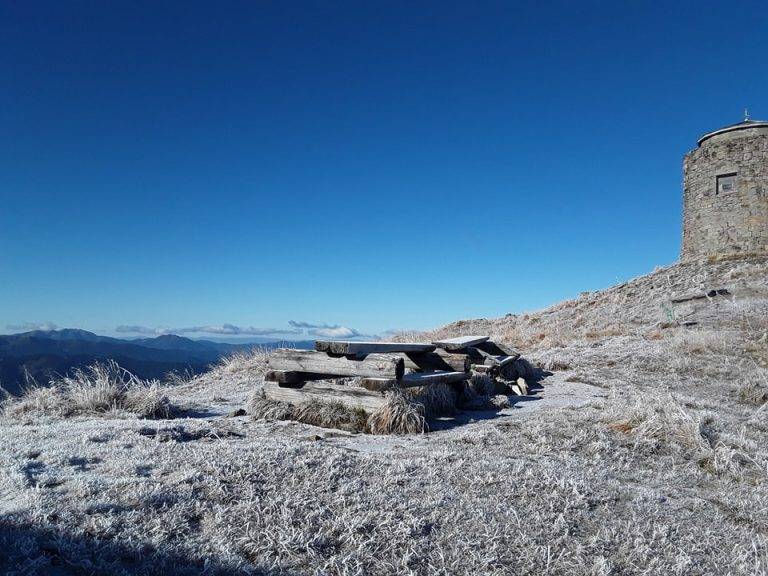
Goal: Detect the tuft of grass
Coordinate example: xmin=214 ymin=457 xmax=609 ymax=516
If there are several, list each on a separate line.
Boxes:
xmin=738 ymin=372 xmax=768 ymax=406
xmin=247 ymin=389 xmax=293 ymax=421
xmin=247 ymin=390 xmax=369 ymax=432
xmin=585 ymin=326 xmax=628 ymax=340
xmin=292 ymin=400 xmax=368 ymax=433
xmin=4 ymin=386 xmax=65 ymax=417
xmin=368 ymin=391 xmax=427 ymax=434
xmin=406 ymin=383 xmax=457 ymax=417
xmin=467 ymin=373 xmax=495 ymax=396
xmin=164 ymin=368 xmax=196 ymax=386
xmin=62 ymin=363 xmax=127 ymax=413
xmin=490 ymin=394 xmax=511 ymax=409
xmin=3 ymin=361 xmax=173 ymax=420
xmin=123 ymin=383 xmax=174 ymax=419
xmin=458 ymin=373 xmax=511 ymax=410
xmin=604 ymin=392 xmax=764 ymax=478
xmin=606 ymin=393 xmax=714 ymax=456
xmin=217 ymin=347 xmax=272 ymax=378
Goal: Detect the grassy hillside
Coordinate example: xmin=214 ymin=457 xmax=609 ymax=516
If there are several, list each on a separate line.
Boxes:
xmin=1 ymin=258 xmax=767 ymax=575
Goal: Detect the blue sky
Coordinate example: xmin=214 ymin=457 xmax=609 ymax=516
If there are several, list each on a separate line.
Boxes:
xmin=1 ymin=1 xmax=766 ymax=339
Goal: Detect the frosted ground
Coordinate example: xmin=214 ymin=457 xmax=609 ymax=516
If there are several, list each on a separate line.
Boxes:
xmin=1 ymin=257 xmax=768 ymax=575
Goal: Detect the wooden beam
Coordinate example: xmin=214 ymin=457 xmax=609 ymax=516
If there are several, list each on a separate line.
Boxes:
xmin=496 ymin=355 xmax=518 ymax=368
xmin=263 ymin=381 xmax=386 ymax=412
xmin=476 ymin=349 xmax=499 ymax=366
xmin=670 ymin=288 xmax=730 ymax=304
xmin=432 ymin=335 xmax=490 ymax=351
xmin=269 ymin=349 xmax=404 ymax=379
xmin=471 ymin=364 xmax=496 ymax=374
xmin=360 ymin=371 xmax=470 ymax=391
xmin=265 ymin=371 xmax=333 ymax=385
xmin=477 ymin=350 xmax=520 ymax=368
xmin=475 ymin=340 xmax=520 ymax=358
xmin=315 ymin=340 xmax=435 ymax=357
xmin=401 ymin=350 xmax=470 ymax=373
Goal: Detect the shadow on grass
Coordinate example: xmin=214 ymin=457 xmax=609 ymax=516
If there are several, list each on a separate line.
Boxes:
xmin=0 ymin=517 xmax=287 ymax=576
xmin=429 ymin=368 xmax=552 ymax=431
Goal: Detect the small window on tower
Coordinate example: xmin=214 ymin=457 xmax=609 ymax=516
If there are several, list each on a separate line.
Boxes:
xmin=716 ymin=173 xmax=737 ymax=194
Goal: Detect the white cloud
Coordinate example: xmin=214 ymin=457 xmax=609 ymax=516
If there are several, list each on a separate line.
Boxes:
xmin=6 ymin=321 xmax=59 ymax=332
xmin=289 ymin=320 xmax=378 ymax=340
xmin=115 ymin=324 xmax=302 ymax=336
xmin=380 ymin=328 xmax=404 ymax=336
xmin=115 ymin=325 xmax=171 ymax=335
xmin=290 ymin=320 xmax=361 ymax=338
xmin=307 ymin=326 xmax=361 ymax=339
xmin=179 ymin=324 xmax=302 ymax=336
xmin=288 ymin=320 xmax=335 ymax=329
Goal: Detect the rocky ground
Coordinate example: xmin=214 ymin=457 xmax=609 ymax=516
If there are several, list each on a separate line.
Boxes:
xmin=1 ymin=257 xmax=768 ymax=575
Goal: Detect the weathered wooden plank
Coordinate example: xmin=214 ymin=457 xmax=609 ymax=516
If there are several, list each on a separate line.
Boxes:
xmin=269 ymin=349 xmax=404 ymax=379
xmin=360 ymin=371 xmax=470 ymax=391
xmin=263 ymin=381 xmax=387 ymax=412
xmin=401 ymin=350 xmax=471 ymax=373
xmin=471 ymin=364 xmax=495 ymax=374
xmin=461 ymin=347 xmax=488 ymax=364
xmin=315 ymin=340 xmax=435 ymax=357
xmin=476 ymin=340 xmax=520 ymax=358
xmin=432 ymin=335 xmax=490 ymax=351
xmin=670 ymin=288 xmax=730 ymax=304
xmin=496 ymin=355 xmax=519 ymax=368
xmin=265 ymin=371 xmax=334 ymax=385
xmin=476 ymin=349 xmax=499 ymax=366
xmin=478 ymin=351 xmax=520 ymax=368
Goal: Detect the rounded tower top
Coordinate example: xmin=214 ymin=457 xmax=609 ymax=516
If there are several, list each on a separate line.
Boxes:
xmin=697 ymin=117 xmax=768 ymax=146
xmin=682 ymin=112 xmax=768 ymax=262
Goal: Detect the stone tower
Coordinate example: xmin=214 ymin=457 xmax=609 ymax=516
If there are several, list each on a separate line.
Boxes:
xmin=681 ymin=115 xmax=768 ymax=261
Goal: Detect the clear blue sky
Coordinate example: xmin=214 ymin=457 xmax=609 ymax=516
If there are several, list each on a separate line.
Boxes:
xmin=1 ymin=1 xmax=766 ymax=339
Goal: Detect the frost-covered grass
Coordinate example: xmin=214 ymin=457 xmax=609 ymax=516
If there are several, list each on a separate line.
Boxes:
xmin=248 ymin=389 xmax=426 ymax=434
xmin=367 ymin=390 xmax=427 ymax=434
xmin=1 ymin=384 xmax=767 ymax=575
xmin=2 ymin=360 xmax=173 ymax=420
xmin=397 ymin=256 xmax=768 ymax=353
xmin=406 ymin=382 xmax=457 ymax=417
xmin=216 ymin=347 xmax=272 ymax=377
xmin=247 ymin=376 xmax=514 ymax=435
xmin=292 ymin=399 xmax=369 ymax=433
xmin=247 ymin=389 xmax=293 ymax=421
xmin=738 ymin=367 xmax=768 ymax=406
xmin=2 ymin=258 xmax=768 ymax=574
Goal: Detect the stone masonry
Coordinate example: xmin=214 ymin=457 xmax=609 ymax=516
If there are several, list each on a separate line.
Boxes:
xmin=681 ymin=120 xmax=768 ymax=261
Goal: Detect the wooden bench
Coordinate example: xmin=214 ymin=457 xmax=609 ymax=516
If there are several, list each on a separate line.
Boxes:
xmin=263 ymin=336 xmax=521 ymax=411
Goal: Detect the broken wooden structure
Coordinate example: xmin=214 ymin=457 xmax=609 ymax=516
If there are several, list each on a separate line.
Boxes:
xmin=264 ymin=335 xmax=526 ymax=412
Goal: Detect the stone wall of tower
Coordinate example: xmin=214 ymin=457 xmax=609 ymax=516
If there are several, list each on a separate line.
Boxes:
xmin=681 ymin=127 xmax=768 ymax=261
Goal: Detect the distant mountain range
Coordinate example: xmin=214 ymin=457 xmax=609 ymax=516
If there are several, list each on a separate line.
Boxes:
xmin=0 ymin=329 xmax=313 ymax=396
